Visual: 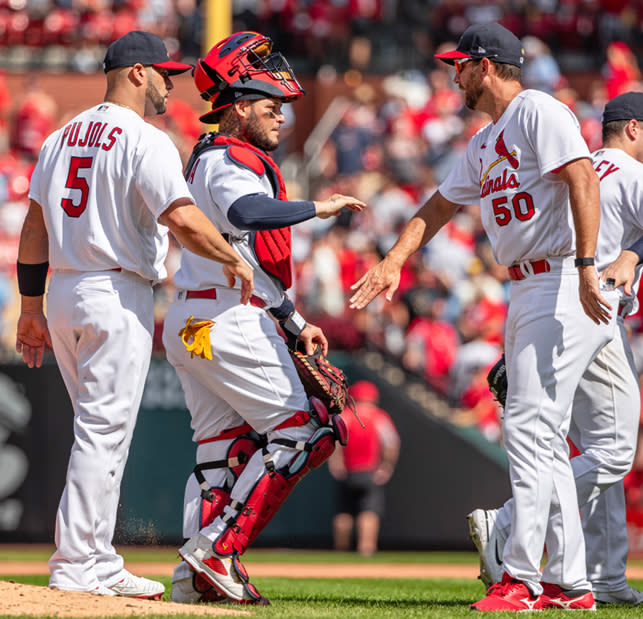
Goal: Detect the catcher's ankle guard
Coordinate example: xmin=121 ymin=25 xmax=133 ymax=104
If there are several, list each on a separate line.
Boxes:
xmin=213 ymin=425 xmax=337 ymax=556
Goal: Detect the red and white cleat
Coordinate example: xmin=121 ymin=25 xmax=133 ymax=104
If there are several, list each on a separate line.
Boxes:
xmin=179 ymin=533 xmax=268 ymax=605
xmin=471 ymin=573 xmax=541 ymax=612
xmin=538 ymin=583 xmax=596 ymax=611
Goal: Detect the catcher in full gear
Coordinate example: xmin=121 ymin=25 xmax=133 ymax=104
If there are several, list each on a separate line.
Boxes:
xmin=162 ymin=31 xmax=365 ymax=605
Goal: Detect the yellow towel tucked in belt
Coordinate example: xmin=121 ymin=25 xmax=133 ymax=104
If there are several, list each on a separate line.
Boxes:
xmin=178 ymin=316 xmax=215 ymax=360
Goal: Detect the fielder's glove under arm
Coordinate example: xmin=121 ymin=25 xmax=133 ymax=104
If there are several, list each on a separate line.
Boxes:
xmin=487 ymin=353 xmax=507 ymax=407
xmin=288 ymin=340 xmax=351 ymax=415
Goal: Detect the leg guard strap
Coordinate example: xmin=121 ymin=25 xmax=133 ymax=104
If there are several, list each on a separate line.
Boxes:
xmin=194 ymin=430 xmax=264 ymax=528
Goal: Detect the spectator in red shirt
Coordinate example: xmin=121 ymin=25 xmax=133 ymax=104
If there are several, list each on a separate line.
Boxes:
xmin=401 ymin=287 xmax=459 ymax=394
xmin=328 ymin=380 xmax=400 ymax=556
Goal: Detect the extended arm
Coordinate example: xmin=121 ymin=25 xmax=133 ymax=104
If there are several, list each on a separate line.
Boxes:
xmin=228 ymin=192 xmax=365 ymax=230
xmin=16 ymin=200 xmax=52 ymax=368
xmin=349 ymin=190 xmax=460 ymax=309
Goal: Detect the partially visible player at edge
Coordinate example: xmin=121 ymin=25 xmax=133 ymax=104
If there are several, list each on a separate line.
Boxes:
xmin=162 ymin=31 xmax=364 ymax=605
xmin=469 ymin=91 xmax=643 ymax=607
xmin=15 ymin=30 xmax=252 ymax=599
xmin=350 ymin=22 xmax=619 ymax=612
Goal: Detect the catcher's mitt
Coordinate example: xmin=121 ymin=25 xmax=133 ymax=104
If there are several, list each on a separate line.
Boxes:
xmin=289 ymin=341 xmax=351 ymax=414
xmin=487 ymin=353 xmax=507 ymax=407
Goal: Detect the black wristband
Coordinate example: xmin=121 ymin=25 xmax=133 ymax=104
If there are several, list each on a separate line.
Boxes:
xmin=17 ymin=261 xmax=49 ymax=296
xmin=626 ymin=237 xmax=643 ymax=265
xmin=574 ymin=257 xmax=595 ymax=267
xmin=269 ymin=296 xmax=295 ymax=320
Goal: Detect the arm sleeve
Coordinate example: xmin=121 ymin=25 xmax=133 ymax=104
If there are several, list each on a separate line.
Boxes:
xmin=228 ymin=193 xmax=316 ymax=230
xmin=626 ymin=236 xmax=643 ymax=265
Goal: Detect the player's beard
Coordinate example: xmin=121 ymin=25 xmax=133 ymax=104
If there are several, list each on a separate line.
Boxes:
xmin=244 ymin=106 xmax=279 ymax=152
xmin=464 ymin=74 xmax=484 ymax=111
xmin=145 ymin=82 xmax=167 ymax=115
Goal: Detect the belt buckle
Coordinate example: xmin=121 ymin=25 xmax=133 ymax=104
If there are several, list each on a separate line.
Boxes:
xmin=177 ymin=290 xmax=185 ymax=300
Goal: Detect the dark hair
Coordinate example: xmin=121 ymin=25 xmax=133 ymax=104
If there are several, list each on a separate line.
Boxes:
xmin=492 ymin=61 xmax=522 ymax=82
xmin=602 ymin=119 xmax=629 ymax=143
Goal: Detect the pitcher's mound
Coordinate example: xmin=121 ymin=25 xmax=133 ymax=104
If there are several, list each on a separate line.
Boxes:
xmin=0 ymin=581 xmax=249 ymax=617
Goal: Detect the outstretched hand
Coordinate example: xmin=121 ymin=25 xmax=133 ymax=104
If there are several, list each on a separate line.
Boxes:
xmin=349 ymin=258 xmax=401 ymax=310
xmin=314 ymin=194 xmax=366 ymax=219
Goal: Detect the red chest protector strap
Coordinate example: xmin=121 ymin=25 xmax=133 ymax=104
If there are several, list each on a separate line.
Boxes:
xmin=189 ymin=133 xmax=293 ymax=290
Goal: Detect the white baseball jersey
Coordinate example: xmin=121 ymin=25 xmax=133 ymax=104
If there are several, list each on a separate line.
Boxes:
xmin=437 ymin=89 xmax=617 ymax=595
xmin=439 ymin=90 xmax=591 ymax=266
xmin=592 ymin=147 xmax=643 ymax=314
xmin=490 ymin=144 xmax=643 ymax=593
xmin=175 ymin=148 xmax=286 ymax=307
xmin=29 ymin=103 xmax=193 ymax=283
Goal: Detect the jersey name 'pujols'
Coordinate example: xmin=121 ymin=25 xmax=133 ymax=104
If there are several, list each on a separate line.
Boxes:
xmin=58 ymin=120 xmax=122 ymax=151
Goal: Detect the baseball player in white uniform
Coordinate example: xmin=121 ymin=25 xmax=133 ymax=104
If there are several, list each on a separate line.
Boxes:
xmin=349 ymin=23 xmax=619 ymax=612
xmin=16 ymin=31 xmax=253 ymax=599
xmin=160 ymin=32 xmax=364 ymax=605
xmin=468 ymin=92 xmax=643 ymax=606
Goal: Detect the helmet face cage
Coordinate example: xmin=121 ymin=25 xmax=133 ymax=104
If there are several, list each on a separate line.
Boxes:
xmin=195 ymin=31 xmax=304 ymax=104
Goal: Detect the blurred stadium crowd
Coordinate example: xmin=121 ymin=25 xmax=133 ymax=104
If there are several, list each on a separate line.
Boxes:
xmin=0 ymin=0 xmax=642 ymax=519
xmin=0 ymin=0 xmax=642 ymax=74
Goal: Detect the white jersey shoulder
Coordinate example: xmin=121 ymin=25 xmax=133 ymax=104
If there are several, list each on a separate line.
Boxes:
xmin=593 ymin=147 xmax=643 ymax=272
xmin=439 ymin=89 xmax=589 ymax=266
xmin=29 ymin=103 xmax=192 ymax=282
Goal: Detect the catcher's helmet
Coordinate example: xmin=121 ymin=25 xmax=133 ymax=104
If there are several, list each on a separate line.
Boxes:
xmin=194 ymin=31 xmax=305 ymax=123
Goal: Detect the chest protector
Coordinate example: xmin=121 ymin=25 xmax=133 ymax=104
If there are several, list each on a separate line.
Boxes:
xmin=185 ymin=132 xmax=292 ymax=289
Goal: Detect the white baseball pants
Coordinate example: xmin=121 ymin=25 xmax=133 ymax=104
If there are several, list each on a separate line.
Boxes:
xmin=502 ymin=258 xmax=618 ymax=594
xmin=46 ymin=270 xmax=153 ymax=591
xmin=496 ymin=318 xmax=639 ymax=591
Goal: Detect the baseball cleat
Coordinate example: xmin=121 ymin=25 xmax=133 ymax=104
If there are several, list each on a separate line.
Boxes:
xmin=538 ymin=583 xmax=596 ymax=610
xmin=594 ymin=585 xmax=643 ymax=606
xmin=105 ymin=571 xmax=165 ymax=600
xmin=179 ymin=533 xmax=269 ymax=605
xmin=467 ymin=508 xmax=505 ymax=589
xmin=471 ymin=573 xmax=541 ymax=612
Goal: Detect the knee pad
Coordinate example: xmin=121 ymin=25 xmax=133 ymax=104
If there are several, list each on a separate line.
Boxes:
xmin=214 ymin=408 xmax=338 ymax=556
xmin=193 ymin=427 xmax=264 ymax=529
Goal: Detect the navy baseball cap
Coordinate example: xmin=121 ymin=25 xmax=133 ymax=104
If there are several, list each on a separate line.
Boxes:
xmin=435 ymin=23 xmax=524 ymax=68
xmin=104 ymin=31 xmax=192 ymax=75
xmin=602 ymin=91 xmax=643 ymax=123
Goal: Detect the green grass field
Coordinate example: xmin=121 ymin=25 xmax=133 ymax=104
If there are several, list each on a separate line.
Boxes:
xmin=1 ymin=547 xmax=643 ymax=618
